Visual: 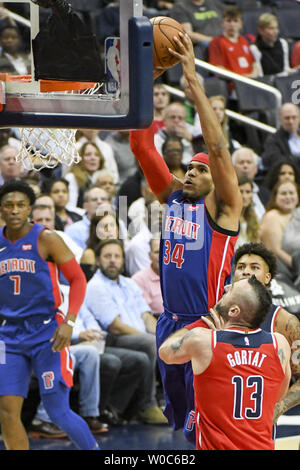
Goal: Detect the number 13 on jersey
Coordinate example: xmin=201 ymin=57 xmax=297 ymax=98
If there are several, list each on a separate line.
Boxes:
xmin=163 ymin=241 xmax=185 ymax=269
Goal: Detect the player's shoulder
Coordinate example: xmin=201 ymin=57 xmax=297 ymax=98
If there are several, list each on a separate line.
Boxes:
xmin=273 ymin=331 xmax=291 ymax=353
xmin=39 ymin=228 xmax=68 ymax=249
xmin=187 ymin=327 xmax=212 ymax=345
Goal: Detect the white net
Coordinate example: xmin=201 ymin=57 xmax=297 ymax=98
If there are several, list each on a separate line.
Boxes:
xmin=15 ymin=82 xmax=102 ymax=171
xmin=16 ymin=127 xmax=80 ymax=171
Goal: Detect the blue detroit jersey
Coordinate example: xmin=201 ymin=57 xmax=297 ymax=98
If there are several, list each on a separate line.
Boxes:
xmin=160 ymin=190 xmax=239 ymax=316
xmin=0 ymin=223 xmax=63 ymax=321
xmin=260 ymin=304 xmax=282 ymax=333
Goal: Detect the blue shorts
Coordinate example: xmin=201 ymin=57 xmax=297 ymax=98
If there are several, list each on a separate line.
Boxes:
xmin=156 ymin=311 xmax=199 ymax=445
xmin=0 ymin=315 xmax=73 ymax=398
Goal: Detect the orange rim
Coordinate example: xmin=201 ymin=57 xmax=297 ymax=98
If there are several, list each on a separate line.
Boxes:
xmin=0 ymin=73 xmax=96 ymax=92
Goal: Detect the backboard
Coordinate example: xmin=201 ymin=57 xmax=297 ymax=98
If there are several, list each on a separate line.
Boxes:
xmin=0 ymin=0 xmax=154 ymax=130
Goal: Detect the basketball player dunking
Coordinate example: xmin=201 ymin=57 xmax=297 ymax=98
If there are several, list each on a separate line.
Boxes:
xmin=130 ymin=33 xmax=243 ymax=443
xmin=0 ymin=180 xmax=100 ymax=450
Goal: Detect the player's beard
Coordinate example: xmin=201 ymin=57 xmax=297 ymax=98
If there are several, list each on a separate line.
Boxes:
xmin=214 ymin=301 xmax=230 ymax=322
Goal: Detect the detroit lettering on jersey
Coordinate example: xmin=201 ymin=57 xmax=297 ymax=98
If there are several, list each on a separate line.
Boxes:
xmin=0 ymin=258 xmax=36 ymax=275
xmin=159 ymin=190 xmax=238 ymax=316
xmin=164 ymin=216 xmax=200 ymax=240
xmin=162 ymin=196 xmax=205 ymax=251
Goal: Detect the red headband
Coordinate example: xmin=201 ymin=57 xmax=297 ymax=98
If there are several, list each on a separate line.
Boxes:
xmin=190 ymin=153 xmax=210 ymax=167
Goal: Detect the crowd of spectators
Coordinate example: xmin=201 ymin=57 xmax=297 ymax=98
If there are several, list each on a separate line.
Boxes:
xmin=0 ymin=0 xmax=300 ymax=442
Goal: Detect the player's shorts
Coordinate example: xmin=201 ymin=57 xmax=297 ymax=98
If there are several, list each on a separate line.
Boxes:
xmin=0 ymin=314 xmax=73 ymax=397
xmin=156 ymin=310 xmax=201 ymax=444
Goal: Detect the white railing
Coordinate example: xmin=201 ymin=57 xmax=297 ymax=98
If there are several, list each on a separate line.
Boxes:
xmin=1 ymin=5 xmax=31 ymax=28
xmin=163 ymin=84 xmax=277 ymax=135
xmin=194 ymin=58 xmax=282 ymax=127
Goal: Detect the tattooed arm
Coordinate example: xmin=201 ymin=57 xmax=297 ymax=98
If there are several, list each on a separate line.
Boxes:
xmin=158 ymin=327 xmax=213 ymax=374
xmin=273 ymin=310 xmax=300 ymax=422
xmin=273 ymin=332 xmax=291 ymax=407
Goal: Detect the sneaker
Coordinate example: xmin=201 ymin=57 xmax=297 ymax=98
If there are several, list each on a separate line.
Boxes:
xmin=100 ymin=408 xmax=127 ymax=426
xmin=29 ymin=419 xmax=67 ymax=438
xmin=83 ymin=417 xmax=109 ymax=434
xmin=138 ymin=406 xmax=168 ymax=424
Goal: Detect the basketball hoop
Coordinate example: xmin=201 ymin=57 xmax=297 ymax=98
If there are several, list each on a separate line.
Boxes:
xmin=0 ymin=74 xmax=102 ymax=171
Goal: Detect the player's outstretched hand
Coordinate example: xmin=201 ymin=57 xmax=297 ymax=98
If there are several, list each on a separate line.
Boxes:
xmin=201 ymin=308 xmax=225 ymax=330
xmin=50 ymin=322 xmax=73 ymax=352
xmin=168 ymin=32 xmax=196 ymax=79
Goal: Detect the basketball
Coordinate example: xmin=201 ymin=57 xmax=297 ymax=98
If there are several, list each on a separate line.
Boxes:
xmin=150 ymin=16 xmax=186 ymax=70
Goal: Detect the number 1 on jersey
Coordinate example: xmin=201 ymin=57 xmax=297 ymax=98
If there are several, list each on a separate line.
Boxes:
xmin=9 ymin=275 xmax=21 ymax=295
xmin=164 ymin=241 xmax=185 ymax=269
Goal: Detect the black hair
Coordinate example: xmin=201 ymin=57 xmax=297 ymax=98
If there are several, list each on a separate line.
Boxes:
xmin=0 ymin=24 xmax=20 ymax=37
xmin=162 ymin=135 xmax=184 ymax=155
xmin=263 ymin=160 xmax=300 ymax=191
xmin=0 ymin=179 xmax=36 ymax=206
xmin=247 ymin=275 xmax=272 ymax=328
xmin=49 ymin=178 xmax=70 ymax=192
xmin=234 ymin=242 xmax=277 ymax=282
xmin=237 ymin=174 xmax=253 ymax=187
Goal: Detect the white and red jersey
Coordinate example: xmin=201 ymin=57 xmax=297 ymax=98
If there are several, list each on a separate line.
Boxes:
xmin=209 ymin=35 xmax=255 ymax=75
xmin=194 ymin=328 xmax=285 ymax=450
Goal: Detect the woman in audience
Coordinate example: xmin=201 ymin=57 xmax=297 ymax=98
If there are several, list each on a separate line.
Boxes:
xmin=80 ymin=208 xmax=121 ymax=281
xmin=162 ymin=135 xmax=186 ymax=181
xmin=250 ymin=13 xmax=298 ymax=79
xmin=48 ymin=179 xmax=83 ymax=230
xmin=263 ymin=160 xmax=300 ymax=192
xmin=75 ymin=129 xmax=119 ymax=184
xmin=260 ymin=180 xmax=300 ymax=282
xmin=194 ymin=95 xmax=240 ymax=154
xmin=209 ymin=95 xmax=241 ymax=154
xmin=0 ymin=24 xmax=30 ymax=74
xmin=235 ymin=175 xmax=260 ymax=250
xmin=65 ymin=142 xmax=106 ymax=208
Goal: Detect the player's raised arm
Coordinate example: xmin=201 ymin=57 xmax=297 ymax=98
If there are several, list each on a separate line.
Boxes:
xmin=170 ymin=33 xmax=242 ymax=231
xmin=130 ymin=121 xmax=183 ymax=204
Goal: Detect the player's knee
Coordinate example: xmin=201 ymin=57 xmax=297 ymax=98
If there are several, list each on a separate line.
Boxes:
xmin=0 ymin=405 xmax=21 ymax=425
xmin=0 ymin=397 xmax=23 ymax=423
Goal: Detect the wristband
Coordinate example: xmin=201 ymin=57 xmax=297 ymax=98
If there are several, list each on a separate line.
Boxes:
xmin=65 ymin=319 xmax=76 ymax=328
